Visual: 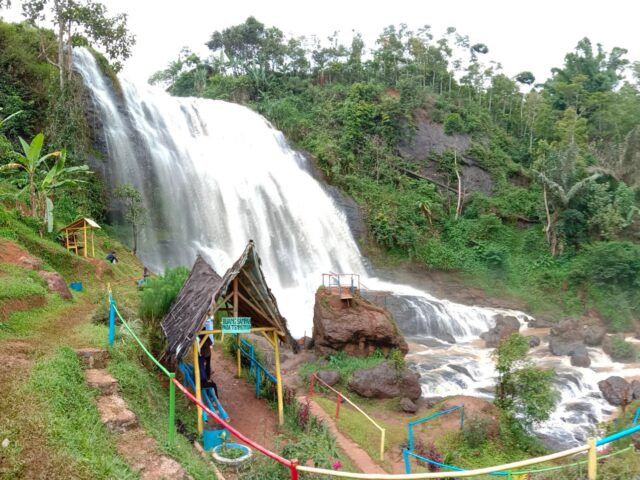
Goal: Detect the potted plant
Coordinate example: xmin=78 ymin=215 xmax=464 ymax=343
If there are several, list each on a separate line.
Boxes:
xmin=211 ymin=431 xmax=252 ymax=467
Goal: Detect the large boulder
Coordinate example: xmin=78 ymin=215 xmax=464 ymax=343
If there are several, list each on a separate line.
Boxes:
xmin=480 ymin=315 xmax=520 ymax=348
xmin=598 ymin=376 xmax=633 ymax=406
xmin=583 ymin=326 xmax=606 ymax=347
xmin=549 ymin=318 xmax=585 ymax=356
xmin=400 ymin=397 xmax=418 ymax=413
xmin=313 ymin=288 xmax=408 ymax=357
xmin=631 ymin=380 xmax=640 ymax=400
xmin=570 ymin=344 xmax=591 ymax=367
xmin=316 ymin=370 xmax=341 ymax=387
xmin=348 ymin=362 xmax=421 ymax=401
xmin=37 ymin=271 xmax=72 ymax=300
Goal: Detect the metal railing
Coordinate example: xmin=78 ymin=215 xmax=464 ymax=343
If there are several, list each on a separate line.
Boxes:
xmin=322 ymin=272 xmax=361 ymax=292
xmin=239 ymin=338 xmax=277 ymax=398
xmin=407 ymin=405 xmax=465 ymax=453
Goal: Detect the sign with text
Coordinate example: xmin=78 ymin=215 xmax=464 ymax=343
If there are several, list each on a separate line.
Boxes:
xmin=222 ymin=317 xmax=251 ymax=334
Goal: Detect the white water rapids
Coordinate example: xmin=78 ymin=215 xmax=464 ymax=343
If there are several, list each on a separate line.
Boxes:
xmin=74 ymin=48 xmax=636 ymax=448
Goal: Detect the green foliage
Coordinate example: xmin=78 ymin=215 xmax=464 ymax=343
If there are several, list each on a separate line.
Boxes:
xmin=443 ymin=112 xmax=464 ymax=135
xmin=0 ymin=264 xmax=46 ymax=300
xmin=610 ymin=335 xmax=637 ymax=362
xmin=113 ymin=183 xmax=147 ymax=254
xmin=493 ymin=333 xmax=557 ymax=427
xmin=139 ymin=266 xmax=189 ymax=351
xmin=299 ymin=349 xmax=389 ymax=386
xmin=27 ymin=347 xmax=134 ymax=478
xmin=462 ymin=415 xmax=492 ymax=448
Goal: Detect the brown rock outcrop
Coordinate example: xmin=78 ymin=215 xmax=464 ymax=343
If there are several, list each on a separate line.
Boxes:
xmin=312 ymin=287 xmax=408 ymax=357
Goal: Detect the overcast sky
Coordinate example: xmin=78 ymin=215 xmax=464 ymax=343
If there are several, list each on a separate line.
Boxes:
xmin=2 ymin=0 xmax=639 ymax=85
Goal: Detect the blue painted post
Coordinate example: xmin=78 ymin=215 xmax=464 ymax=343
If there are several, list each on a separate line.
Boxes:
xmin=460 ymin=405 xmax=465 ymax=429
xmin=408 ymin=423 xmax=414 ymax=451
xmin=632 ymin=406 xmax=640 ymax=426
xmin=256 ymin=369 xmax=261 ymax=398
xmin=403 ymin=448 xmax=411 ymax=474
xmin=108 ymin=294 xmax=116 ymax=347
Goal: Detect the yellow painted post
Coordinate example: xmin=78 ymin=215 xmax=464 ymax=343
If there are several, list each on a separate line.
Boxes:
xmin=273 ymin=329 xmax=284 ymax=426
xmin=380 ymin=428 xmax=385 ymax=461
xmin=587 ymin=437 xmax=597 ymax=480
xmin=91 ymin=230 xmax=95 ymax=257
xmin=233 ymin=278 xmax=241 ymax=378
xmin=83 ymin=223 xmax=87 ymax=257
xmin=193 ymin=339 xmax=203 ymax=435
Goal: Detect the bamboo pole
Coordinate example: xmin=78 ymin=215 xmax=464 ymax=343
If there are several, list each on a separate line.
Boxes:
xmin=233 ymin=278 xmax=241 ymax=378
xmin=587 ymin=437 xmax=597 ymax=480
xmin=193 ymin=339 xmax=203 ymax=435
xmin=83 ymin=223 xmax=87 ymax=257
xmin=91 ymin=230 xmax=95 ymax=257
xmin=274 ymin=329 xmax=284 ymax=426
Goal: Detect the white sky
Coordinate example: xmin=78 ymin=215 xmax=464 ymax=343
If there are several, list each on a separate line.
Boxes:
xmin=2 ymin=0 xmax=639 ymax=85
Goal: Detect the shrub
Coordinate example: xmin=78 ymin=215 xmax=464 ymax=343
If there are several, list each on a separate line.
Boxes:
xmin=462 ymin=416 xmax=491 ymax=448
xmin=444 ymin=112 xmax=464 ymax=135
xmin=413 ymin=439 xmax=443 ymax=472
xmin=610 ymin=335 xmax=637 ymax=362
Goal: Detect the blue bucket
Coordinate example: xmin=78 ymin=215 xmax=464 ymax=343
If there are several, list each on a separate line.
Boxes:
xmin=203 ymin=428 xmax=228 ymax=451
xmin=69 ymin=282 xmax=83 ymax=292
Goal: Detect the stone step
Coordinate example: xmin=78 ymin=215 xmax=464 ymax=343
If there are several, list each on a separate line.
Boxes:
xmin=118 ymin=429 xmax=191 ymax=480
xmin=96 ymin=394 xmax=138 ymax=433
xmin=85 ymin=369 xmax=118 ymax=395
xmin=76 ymin=348 xmax=110 ymax=369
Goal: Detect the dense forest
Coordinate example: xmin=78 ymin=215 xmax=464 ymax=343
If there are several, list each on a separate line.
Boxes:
xmin=150 ymin=17 xmax=640 ymax=335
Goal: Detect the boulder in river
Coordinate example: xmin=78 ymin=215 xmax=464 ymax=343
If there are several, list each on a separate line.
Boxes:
xmin=348 ymin=362 xmax=421 ymax=401
xmin=527 ymin=335 xmax=541 ymax=348
xmin=480 ymin=315 xmax=520 ymax=348
xmin=313 ymin=288 xmax=408 ymax=357
xmin=583 ymin=325 xmax=606 ymax=347
xmin=598 ymin=376 xmax=633 ymax=406
xmin=569 ymin=344 xmax=591 ymax=368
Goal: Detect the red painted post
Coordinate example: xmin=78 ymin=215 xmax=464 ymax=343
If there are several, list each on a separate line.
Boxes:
xmin=336 ymin=393 xmax=341 ymax=419
xmin=290 ymin=459 xmax=299 ymax=480
xmin=310 ymin=374 xmax=315 ymax=398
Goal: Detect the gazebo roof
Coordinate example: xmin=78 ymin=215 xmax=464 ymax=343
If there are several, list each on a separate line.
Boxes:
xmin=161 ymin=241 xmax=298 ymax=360
xmin=60 ymin=217 xmax=101 ymax=231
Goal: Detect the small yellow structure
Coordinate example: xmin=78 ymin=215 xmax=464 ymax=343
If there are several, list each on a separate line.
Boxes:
xmin=60 ymin=218 xmax=101 ymax=257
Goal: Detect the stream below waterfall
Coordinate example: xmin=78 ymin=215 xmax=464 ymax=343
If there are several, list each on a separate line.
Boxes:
xmin=73 ymin=47 xmax=636 ymax=448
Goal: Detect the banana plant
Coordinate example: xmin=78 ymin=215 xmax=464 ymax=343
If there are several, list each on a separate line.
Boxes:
xmin=0 ymin=110 xmax=22 ymax=131
xmin=0 ymin=133 xmax=61 ymax=217
xmin=38 ymin=149 xmax=91 ymax=230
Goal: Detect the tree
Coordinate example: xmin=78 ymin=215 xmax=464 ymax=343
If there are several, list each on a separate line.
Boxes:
xmin=22 ymin=0 xmax=135 ymax=89
xmin=1 ymin=132 xmax=61 ymax=217
xmin=493 ymin=333 xmax=557 ymax=428
xmin=113 ymin=183 xmax=147 ymax=255
xmin=515 ymin=71 xmax=535 ymax=86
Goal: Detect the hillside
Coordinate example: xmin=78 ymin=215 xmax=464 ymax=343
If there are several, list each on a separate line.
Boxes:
xmin=151 ymin=17 xmax=640 ymax=335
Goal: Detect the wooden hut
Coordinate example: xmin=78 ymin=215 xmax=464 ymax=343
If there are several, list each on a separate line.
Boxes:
xmin=60 ymin=218 xmax=101 ymax=257
xmin=161 ymin=240 xmax=297 ymax=429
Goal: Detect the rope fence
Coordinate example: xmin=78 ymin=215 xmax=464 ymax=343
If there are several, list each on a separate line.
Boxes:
xmin=310 ymin=372 xmax=386 ymax=461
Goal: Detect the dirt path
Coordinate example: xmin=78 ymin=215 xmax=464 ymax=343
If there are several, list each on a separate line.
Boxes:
xmin=208 ymin=347 xmax=279 ymax=450
xmin=302 ymin=396 xmax=387 ymax=474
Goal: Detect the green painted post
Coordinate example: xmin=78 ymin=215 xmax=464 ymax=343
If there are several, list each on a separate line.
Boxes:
xmin=168 ymin=373 xmax=176 ymax=446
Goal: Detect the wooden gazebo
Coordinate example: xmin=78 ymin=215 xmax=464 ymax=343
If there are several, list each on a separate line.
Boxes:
xmin=161 ymin=241 xmax=297 ymax=429
xmin=60 ymin=218 xmax=100 ymax=257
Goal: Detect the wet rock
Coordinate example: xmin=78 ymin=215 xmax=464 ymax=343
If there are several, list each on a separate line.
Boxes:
xmin=602 ymin=335 xmax=613 ymax=356
xmin=400 ymin=397 xmax=418 ymax=413
xmin=449 ymin=364 xmax=474 ymax=379
xmin=316 ymin=370 xmax=341 ymax=387
xmin=549 ymin=318 xmax=585 ymax=357
xmin=527 ymin=318 xmax=553 ymax=328
xmin=348 ymin=362 xmax=421 ymax=401
xmin=313 ymin=288 xmax=408 ymax=357
xmin=631 ymin=380 xmax=640 ymax=400
xmin=37 ymin=271 xmax=72 ymax=300
xmin=598 ymin=376 xmax=633 ymax=406
xmin=583 ymin=326 xmax=606 ymax=347
xmin=480 ymin=315 xmax=520 ymax=348
xmin=527 ymin=335 xmax=541 ymax=348
xmin=570 ymin=345 xmax=591 ymax=367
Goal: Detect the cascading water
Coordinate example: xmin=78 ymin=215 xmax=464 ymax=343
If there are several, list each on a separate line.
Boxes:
xmin=74 ymin=47 xmax=634 ymax=448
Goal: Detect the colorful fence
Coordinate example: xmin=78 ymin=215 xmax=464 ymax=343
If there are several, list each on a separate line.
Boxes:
xmin=407 ymin=404 xmax=464 ymax=453
xmin=108 ymin=289 xmax=176 ymax=445
xmin=109 ymin=290 xmax=640 ymax=479
xmin=310 ymin=372 xmax=386 ymax=460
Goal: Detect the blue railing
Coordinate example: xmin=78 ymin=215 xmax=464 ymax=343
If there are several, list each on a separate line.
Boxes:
xmin=407 ymin=404 xmax=464 ymax=452
xmin=239 ymin=338 xmax=276 ymax=398
xmin=179 ymin=362 xmax=230 ymax=422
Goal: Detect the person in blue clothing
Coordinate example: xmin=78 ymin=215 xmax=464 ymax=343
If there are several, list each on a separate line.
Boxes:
xmin=199 ymin=336 xmax=219 ymax=399
xmin=105 ymin=251 xmax=118 ymax=264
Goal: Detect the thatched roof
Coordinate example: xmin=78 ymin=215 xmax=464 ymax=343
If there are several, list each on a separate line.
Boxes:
xmin=162 ymin=241 xmax=298 ymax=360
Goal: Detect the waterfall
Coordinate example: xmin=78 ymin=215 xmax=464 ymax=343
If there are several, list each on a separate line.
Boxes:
xmin=74 ymin=47 xmax=632 ymax=447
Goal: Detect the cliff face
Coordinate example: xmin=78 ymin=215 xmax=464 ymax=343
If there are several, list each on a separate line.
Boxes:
xmin=312 ymin=287 xmax=408 ymax=357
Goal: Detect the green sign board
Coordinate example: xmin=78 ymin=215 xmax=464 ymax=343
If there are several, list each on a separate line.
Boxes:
xmin=222 ymin=317 xmax=252 ymax=333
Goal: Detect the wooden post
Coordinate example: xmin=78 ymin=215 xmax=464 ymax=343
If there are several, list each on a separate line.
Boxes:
xmin=273 ymin=329 xmax=284 ymax=426
xmin=83 ymin=223 xmax=87 ymax=257
xmin=233 ymin=278 xmax=241 ymax=378
xmin=65 ymin=228 xmax=69 ymax=250
xmin=193 ymin=339 xmax=203 ymax=435
xmin=336 ymin=393 xmax=341 ymax=418
xmin=587 ymin=437 xmax=597 ymax=480
xmin=91 ymin=230 xmax=95 ymax=257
